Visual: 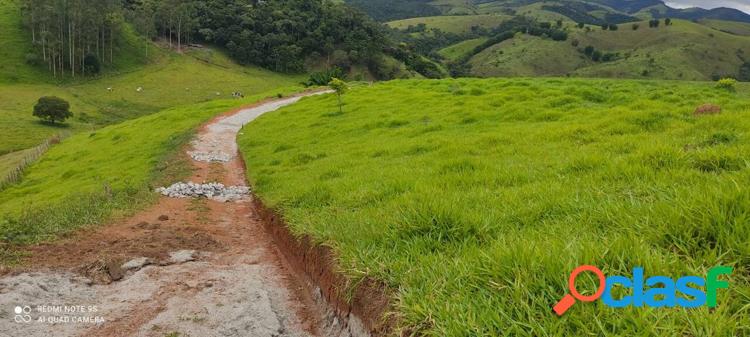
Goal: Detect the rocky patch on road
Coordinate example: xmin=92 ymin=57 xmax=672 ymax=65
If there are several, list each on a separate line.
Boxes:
xmin=156 ymin=182 xmax=250 ymax=202
xmin=189 ymin=150 xmax=232 ymax=163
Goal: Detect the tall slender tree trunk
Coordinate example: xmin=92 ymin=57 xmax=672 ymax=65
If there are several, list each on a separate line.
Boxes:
xmin=69 ymin=20 xmax=74 ymax=77
xmin=177 ymin=17 xmax=181 ymax=51
xmin=31 ymin=13 xmax=36 ymax=43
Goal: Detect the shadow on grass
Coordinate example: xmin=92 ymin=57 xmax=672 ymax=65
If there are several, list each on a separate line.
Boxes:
xmin=34 ymin=120 xmax=72 ymax=128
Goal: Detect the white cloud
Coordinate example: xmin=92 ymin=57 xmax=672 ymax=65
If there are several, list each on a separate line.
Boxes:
xmin=665 ymin=0 xmax=750 ymax=13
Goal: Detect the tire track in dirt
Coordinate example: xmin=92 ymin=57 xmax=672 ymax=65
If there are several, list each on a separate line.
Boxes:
xmin=0 ymin=91 xmax=362 ymax=337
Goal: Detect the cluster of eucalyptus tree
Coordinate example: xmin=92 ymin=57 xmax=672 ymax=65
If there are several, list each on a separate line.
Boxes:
xmin=20 ymin=0 xmax=122 ymax=78
xmin=123 ymin=0 xmax=198 ymax=52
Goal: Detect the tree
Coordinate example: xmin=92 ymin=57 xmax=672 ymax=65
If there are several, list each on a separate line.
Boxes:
xmin=592 ymin=50 xmax=603 ymax=62
xmin=738 ymin=62 xmax=750 ymax=82
xmin=584 ymin=45 xmax=595 ymax=56
xmin=577 ymin=22 xmax=584 ymax=29
xmin=665 ymin=18 xmax=672 ymax=26
xmin=328 ymin=78 xmax=348 ymax=114
xmin=632 ymin=23 xmax=640 ymax=30
xmin=609 ymin=24 xmax=618 ymax=31
xmin=551 ymin=31 xmax=568 ymax=41
xmin=33 ymin=96 xmax=72 ymax=123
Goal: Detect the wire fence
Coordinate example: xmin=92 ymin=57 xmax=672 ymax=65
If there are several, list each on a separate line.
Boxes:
xmin=0 ymin=132 xmax=69 ymax=191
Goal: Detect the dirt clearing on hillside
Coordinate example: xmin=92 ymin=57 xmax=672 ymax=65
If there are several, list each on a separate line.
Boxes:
xmin=0 ymin=91 xmax=370 ymax=337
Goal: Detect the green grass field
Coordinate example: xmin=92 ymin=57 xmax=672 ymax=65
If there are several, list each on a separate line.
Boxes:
xmin=469 ymin=20 xmax=750 ymax=80
xmin=469 ymin=34 xmax=588 ymax=77
xmin=0 ymin=88 xmax=300 ymax=244
xmin=387 ymin=15 xmax=510 ymax=34
xmin=239 ymin=78 xmax=750 ymax=336
xmin=699 ymin=19 xmax=750 ymax=36
xmin=438 ymin=38 xmax=489 ymax=61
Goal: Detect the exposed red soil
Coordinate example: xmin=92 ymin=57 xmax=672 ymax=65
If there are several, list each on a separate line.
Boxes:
xmin=254 ymin=198 xmax=396 ymax=336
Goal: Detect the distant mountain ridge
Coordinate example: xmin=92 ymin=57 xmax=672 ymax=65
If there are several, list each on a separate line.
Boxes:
xmin=348 ymin=0 xmax=750 ymax=23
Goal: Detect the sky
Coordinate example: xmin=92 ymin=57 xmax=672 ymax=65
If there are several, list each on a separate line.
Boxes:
xmin=665 ymin=0 xmax=750 ymax=13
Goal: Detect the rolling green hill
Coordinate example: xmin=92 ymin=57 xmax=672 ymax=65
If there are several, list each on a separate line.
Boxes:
xmin=469 ymin=19 xmax=750 ymax=80
xmin=469 ymin=34 xmax=587 ymax=76
xmin=351 ymin=0 xmax=750 ymax=23
xmin=439 ymin=37 xmax=490 ymax=61
xmin=387 ymin=14 xmax=511 ymax=34
xmin=239 ymin=77 xmax=750 ymax=336
xmin=699 ymin=19 xmax=750 ymax=36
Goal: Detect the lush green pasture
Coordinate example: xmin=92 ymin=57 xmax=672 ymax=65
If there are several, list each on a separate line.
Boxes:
xmin=387 ymin=15 xmax=510 ymax=34
xmin=699 ymin=19 xmax=750 ymax=36
xmin=240 ymin=78 xmax=750 ymax=336
xmin=0 ymin=54 xmax=301 ymax=155
xmin=469 ymin=34 xmax=587 ymax=77
xmin=0 ymin=88 xmax=300 ymax=244
xmin=438 ymin=38 xmax=489 ymax=62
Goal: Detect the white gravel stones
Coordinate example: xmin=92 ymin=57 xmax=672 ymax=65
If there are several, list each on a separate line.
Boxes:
xmin=168 ymin=250 xmax=197 ymax=264
xmin=188 ymin=150 xmax=232 ymax=162
xmin=156 ymin=182 xmax=250 ymax=202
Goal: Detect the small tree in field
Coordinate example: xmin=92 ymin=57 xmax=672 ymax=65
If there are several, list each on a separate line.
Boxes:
xmin=33 ymin=96 xmax=72 ymax=123
xmin=329 ymin=78 xmax=348 ymax=114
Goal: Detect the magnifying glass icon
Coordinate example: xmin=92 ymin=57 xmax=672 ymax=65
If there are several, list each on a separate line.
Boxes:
xmin=553 ymin=265 xmax=606 ymax=316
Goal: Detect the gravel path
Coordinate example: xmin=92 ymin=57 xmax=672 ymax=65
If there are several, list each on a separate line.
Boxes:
xmin=0 ymin=91 xmax=359 ymax=337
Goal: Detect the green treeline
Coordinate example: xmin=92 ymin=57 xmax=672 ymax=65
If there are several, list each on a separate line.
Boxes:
xmin=20 ymin=0 xmax=391 ymax=76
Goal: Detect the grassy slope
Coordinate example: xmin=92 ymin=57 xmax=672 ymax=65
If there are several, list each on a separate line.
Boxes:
xmin=0 ymin=0 xmax=48 ymax=83
xmin=239 ymin=78 xmax=750 ymax=336
xmin=470 ymin=19 xmax=750 ymax=80
xmin=0 ymin=88 xmax=300 ymax=243
xmin=387 ymin=15 xmax=510 ymax=34
xmin=438 ymin=38 xmax=489 ymax=61
xmin=0 ymin=148 xmax=35 ymax=181
xmin=699 ymin=19 xmax=750 ymax=36
xmin=469 ymin=34 xmax=587 ymax=77
xmin=0 ymin=52 xmax=302 ymax=155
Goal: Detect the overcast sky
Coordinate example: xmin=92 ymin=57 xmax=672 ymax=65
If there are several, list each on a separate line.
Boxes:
xmin=665 ymin=0 xmax=750 ymax=13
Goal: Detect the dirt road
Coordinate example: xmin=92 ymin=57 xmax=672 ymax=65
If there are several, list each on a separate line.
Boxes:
xmin=0 ymin=91 xmax=363 ymax=337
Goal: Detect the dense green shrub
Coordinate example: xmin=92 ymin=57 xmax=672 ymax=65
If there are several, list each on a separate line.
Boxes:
xmin=716 ymin=78 xmax=737 ymax=91
xmin=304 ymin=67 xmax=346 ymax=87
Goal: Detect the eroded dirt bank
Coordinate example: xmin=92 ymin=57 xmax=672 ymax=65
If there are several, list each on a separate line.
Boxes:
xmin=0 ymin=91 xmax=389 ymax=337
